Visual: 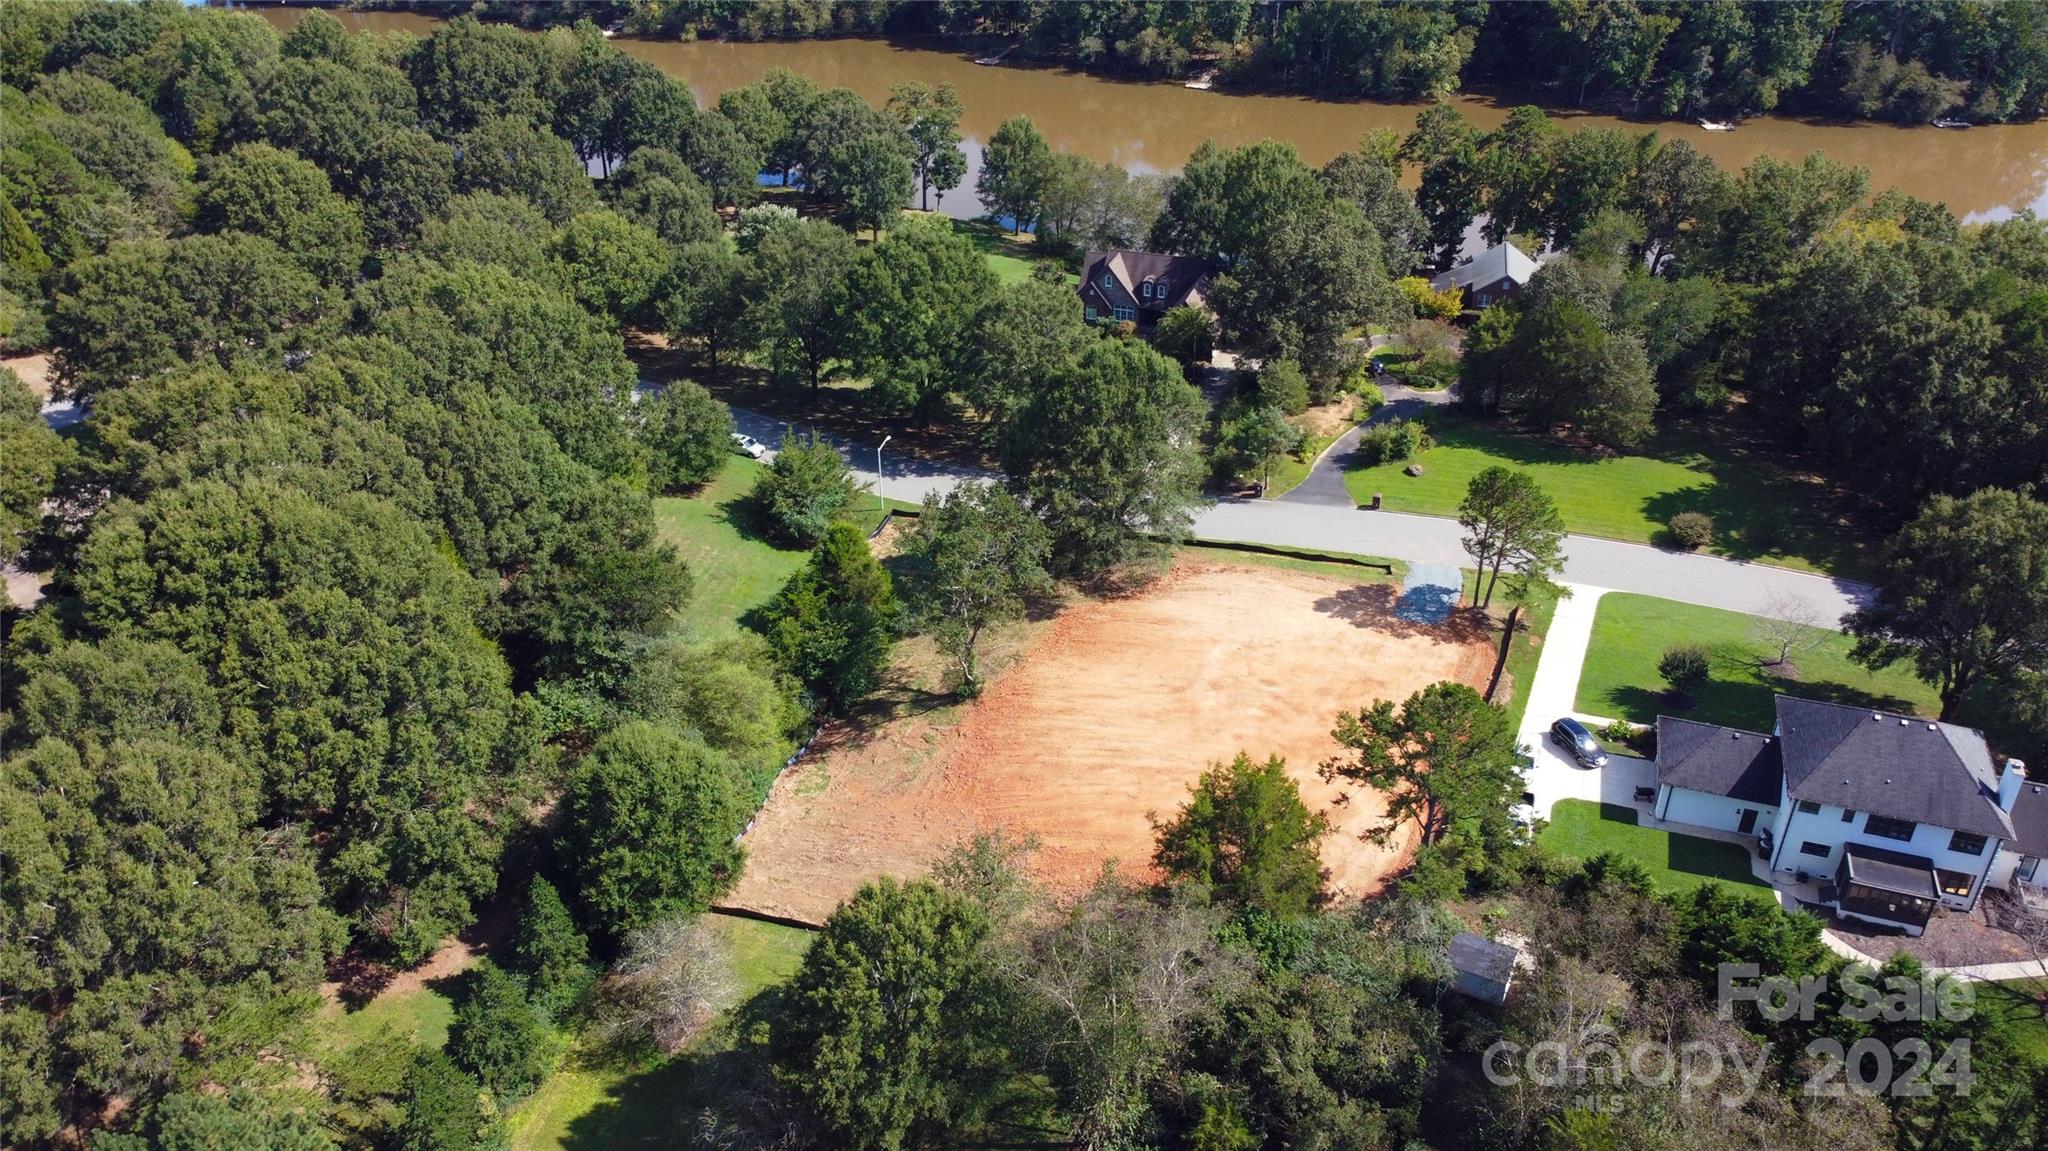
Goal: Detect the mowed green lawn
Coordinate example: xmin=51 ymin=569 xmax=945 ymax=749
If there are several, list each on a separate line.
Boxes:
xmin=1977 ymin=979 xmax=2048 ymax=1066
xmin=653 ymin=455 xmax=809 ymax=636
xmin=1575 ymin=593 xmax=1939 ymax=732
xmin=1342 ymin=414 xmax=1866 ymax=576
xmin=1539 ymin=800 xmax=1769 ymax=895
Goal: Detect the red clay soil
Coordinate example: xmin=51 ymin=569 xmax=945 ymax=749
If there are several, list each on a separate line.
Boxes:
xmin=726 ymin=559 xmax=1496 ymax=925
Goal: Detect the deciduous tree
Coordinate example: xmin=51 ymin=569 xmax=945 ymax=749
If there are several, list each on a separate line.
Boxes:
xmin=1323 ymin=682 xmax=1521 ymax=857
xmin=977 ymin=116 xmax=1054 ymax=234
xmin=901 ymin=481 xmax=1052 ymax=693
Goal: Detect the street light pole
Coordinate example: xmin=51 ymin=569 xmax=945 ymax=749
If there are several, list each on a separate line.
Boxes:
xmin=876 ymin=435 xmax=892 ymax=518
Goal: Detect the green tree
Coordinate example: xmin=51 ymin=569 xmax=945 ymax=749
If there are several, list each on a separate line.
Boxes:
xmin=751 ymin=430 xmax=864 ymax=546
xmin=1403 ymin=102 xmax=1485 ymax=263
xmin=959 ymin=275 xmax=1095 ymax=430
xmin=357 ymin=126 xmax=454 ymax=247
xmin=51 ymin=233 xmax=326 ymax=395
xmin=886 ymin=81 xmax=967 ymax=212
xmin=1845 ymin=489 xmax=2048 ymax=719
xmin=639 ymin=379 xmax=733 ymax=494
xmin=551 ymin=208 xmax=667 ymax=323
xmin=1149 ymin=138 xmax=1326 ymax=267
xmin=0 ymin=367 xmax=64 ymax=562
xmin=396 ymin=1050 xmax=488 ymax=1151
xmin=1323 ymin=682 xmax=1521 ymax=858
xmin=848 ymin=214 xmax=998 ymax=424
xmin=256 ymin=56 xmax=387 ymax=180
xmin=1458 ymin=466 xmax=1566 ymax=608
xmin=901 ymin=481 xmax=1052 ymax=693
xmin=511 ymin=877 xmax=591 ymax=1018
xmin=611 ymin=146 xmax=722 ymax=246
xmin=1153 ymin=752 xmax=1330 ymax=916
xmin=999 ymin=338 xmax=1207 ymax=576
xmin=621 ymin=633 xmax=804 ymax=768
xmin=454 ymin=116 xmax=594 ymax=225
xmin=1321 ymin=136 xmax=1430 ymax=269
xmin=1152 ymin=305 xmax=1216 ymax=367
xmin=195 ymin=142 xmax=366 ymax=284
xmin=659 ymin=241 xmax=758 ymax=370
xmin=1212 ymin=198 xmax=1397 ymax=386
xmin=99 ymin=1090 xmax=330 ymax=1151
xmin=1218 ymin=402 xmax=1301 ymax=494
xmin=771 ymin=878 xmax=997 ymax=1151
xmin=759 ymin=522 xmax=901 ymax=712
xmin=565 ymin=721 xmax=752 ymax=935
xmin=448 ymin=960 xmax=551 ymax=1102
xmin=408 ymin=14 xmax=550 ymax=136
xmin=977 ymin=116 xmax=1054 ymax=234
xmin=751 ymin=217 xmax=858 ymax=391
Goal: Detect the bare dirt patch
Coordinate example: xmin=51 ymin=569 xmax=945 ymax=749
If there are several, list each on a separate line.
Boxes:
xmin=1294 ymin=395 xmax=1361 ymax=444
xmin=1 ymin=352 xmax=53 ymax=398
xmin=726 ymin=558 xmax=1495 ymax=924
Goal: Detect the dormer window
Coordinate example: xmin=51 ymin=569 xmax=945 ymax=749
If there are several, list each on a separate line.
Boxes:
xmin=1141 ymin=280 xmax=1153 ymax=300
xmin=1100 ymin=273 xmax=1113 ymax=289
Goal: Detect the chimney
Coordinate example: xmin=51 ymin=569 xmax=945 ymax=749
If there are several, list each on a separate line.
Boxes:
xmin=2000 ymin=759 xmax=2028 ymax=812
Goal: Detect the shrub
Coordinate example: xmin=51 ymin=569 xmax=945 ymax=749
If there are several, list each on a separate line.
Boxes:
xmin=751 ymin=431 xmax=864 ymax=546
xmin=1151 ymin=305 xmax=1214 ymax=366
xmin=1352 ymin=379 xmax=1386 ymax=414
xmin=1356 ymin=418 xmax=1431 ymax=466
xmin=1658 ymin=643 xmax=1712 ymax=702
xmin=1667 ymin=511 xmax=1714 ymax=550
xmin=1257 ymin=358 xmax=1310 ymax=415
xmin=447 ymin=960 xmax=552 ymax=1102
xmin=758 ymin=523 xmax=900 ymax=711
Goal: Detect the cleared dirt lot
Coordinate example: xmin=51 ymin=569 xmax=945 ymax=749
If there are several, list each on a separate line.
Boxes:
xmin=725 ymin=558 xmax=1495 ymax=925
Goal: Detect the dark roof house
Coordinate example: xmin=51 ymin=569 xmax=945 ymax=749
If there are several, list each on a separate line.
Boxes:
xmin=1078 ymin=249 xmax=1212 ymax=327
xmin=1775 ymin=697 xmax=2013 ymax=840
xmin=1656 ymin=717 xmax=1783 ymax=805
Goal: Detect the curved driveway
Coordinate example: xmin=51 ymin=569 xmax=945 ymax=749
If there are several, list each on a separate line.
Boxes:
xmin=729 ymin=405 xmax=1871 ymax=625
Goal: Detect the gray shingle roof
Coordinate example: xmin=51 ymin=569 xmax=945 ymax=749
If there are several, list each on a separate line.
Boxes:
xmin=1429 ymin=242 xmax=1538 ymax=293
xmin=1656 ymin=717 xmax=1784 ymax=804
xmin=2008 ymin=781 xmax=2048 ymax=857
xmin=1776 ymin=696 xmax=2014 ymax=841
xmin=1448 ymin=931 xmax=1518 ymax=983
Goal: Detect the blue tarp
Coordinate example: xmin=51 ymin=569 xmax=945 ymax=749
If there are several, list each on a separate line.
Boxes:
xmin=1396 ymin=562 xmax=1462 ymax=624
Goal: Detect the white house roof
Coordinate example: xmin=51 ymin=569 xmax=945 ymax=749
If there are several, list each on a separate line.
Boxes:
xmin=1429 ymin=242 xmax=1538 ymax=293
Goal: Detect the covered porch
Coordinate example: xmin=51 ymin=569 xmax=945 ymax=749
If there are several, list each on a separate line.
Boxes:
xmin=1825 ymin=844 xmax=1939 ymax=937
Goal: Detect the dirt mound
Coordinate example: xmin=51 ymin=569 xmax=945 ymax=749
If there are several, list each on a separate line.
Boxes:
xmin=725 ymin=559 xmax=1495 ymax=924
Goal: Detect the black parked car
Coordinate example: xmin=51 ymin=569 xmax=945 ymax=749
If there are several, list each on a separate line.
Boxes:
xmin=1549 ymin=717 xmax=1608 ymax=768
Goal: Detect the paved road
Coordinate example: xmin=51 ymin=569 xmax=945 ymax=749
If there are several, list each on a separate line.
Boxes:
xmin=1277 ymin=379 xmax=1454 ymax=508
xmin=730 ymin=406 xmax=1872 ymax=624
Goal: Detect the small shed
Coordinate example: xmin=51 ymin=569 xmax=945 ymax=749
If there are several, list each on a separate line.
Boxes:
xmin=1448 ymin=931 xmax=1520 ymax=1005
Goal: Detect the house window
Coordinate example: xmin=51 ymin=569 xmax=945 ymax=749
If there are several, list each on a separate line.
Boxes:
xmin=1948 ymin=831 xmax=1989 ymax=856
xmin=1797 ymin=800 xmax=1823 ymax=815
xmin=1141 ymin=280 xmax=1153 ymax=300
xmin=1100 ymin=273 xmax=1114 ymax=289
xmin=1937 ymin=869 xmax=1974 ymax=898
xmin=1084 ymin=306 xmax=1098 ymax=320
xmin=1476 ymin=293 xmax=1490 ymax=306
xmin=1865 ymin=815 xmax=1918 ymax=842
xmin=1112 ymin=306 xmax=1135 ymax=322
xmin=1842 ymin=809 xmax=1856 ymax=822
xmin=1799 ymin=841 xmax=1832 ymax=858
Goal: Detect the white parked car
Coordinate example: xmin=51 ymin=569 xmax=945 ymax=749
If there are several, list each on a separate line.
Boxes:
xmin=731 ymin=432 xmax=768 ymax=459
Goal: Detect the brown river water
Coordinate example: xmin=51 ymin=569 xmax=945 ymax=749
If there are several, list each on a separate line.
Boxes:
xmin=266 ymin=8 xmax=2048 ymax=222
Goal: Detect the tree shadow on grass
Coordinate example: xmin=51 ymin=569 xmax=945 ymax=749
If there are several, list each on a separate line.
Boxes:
xmin=1666 ymin=831 xmax=1768 ymax=888
xmin=1312 ymin=583 xmax=1494 ymax=645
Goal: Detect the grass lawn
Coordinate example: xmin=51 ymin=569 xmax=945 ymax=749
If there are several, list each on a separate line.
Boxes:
xmin=1575 ymin=593 xmax=1939 ymax=732
xmin=940 ymin=215 xmax=1076 ymax=287
xmin=1178 ymin=540 xmax=1404 ymax=585
xmin=1540 ymin=800 xmax=1770 ymax=895
xmin=316 ymin=983 xmax=456 ymax=1054
xmin=654 ymin=455 xmax=806 ymax=636
xmin=1977 ymin=978 xmax=2048 ymax=1065
xmin=1341 ymin=412 xmax=1868 ymax=576
xmin=1499 ymin=591 xmax=1558 ymax=737
xmin=507 ymin=915 xmax=814 ymax=1151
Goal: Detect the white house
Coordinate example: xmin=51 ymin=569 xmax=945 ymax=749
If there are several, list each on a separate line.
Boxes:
xmin=1653 ymin=696 xmax=2025 ymax=937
